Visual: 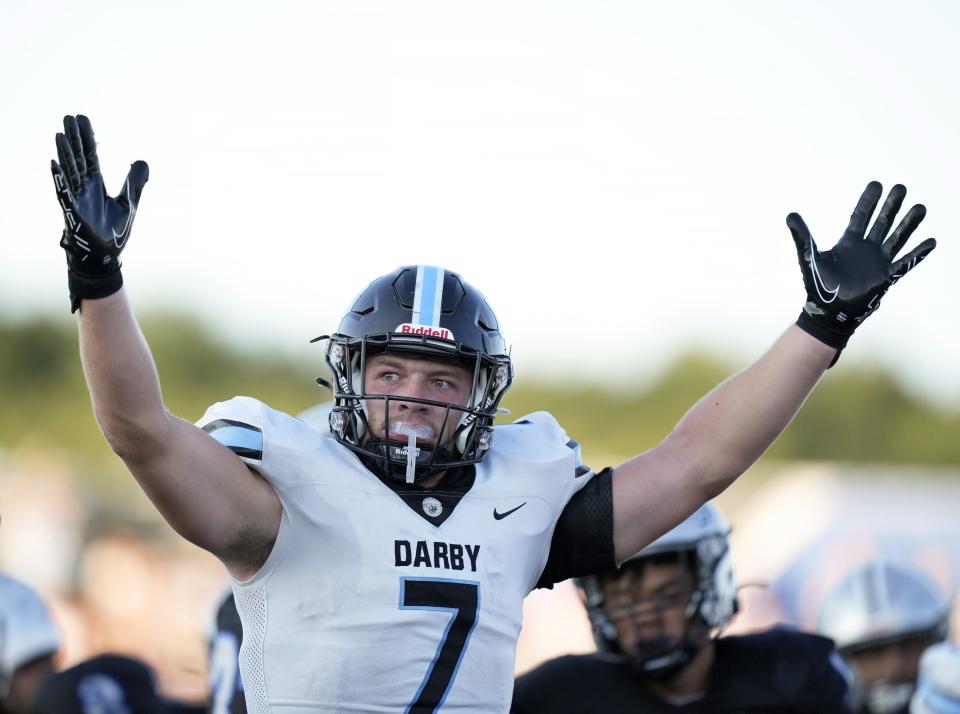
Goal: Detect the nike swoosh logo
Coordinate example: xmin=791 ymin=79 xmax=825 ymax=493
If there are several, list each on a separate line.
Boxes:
xmin=808 ymin=235 xmax=839 ymax=303
xmin=112 ymin=179 xmax=137 ymax=248
xmin=493 ymin=502 xmax=526 ymax=520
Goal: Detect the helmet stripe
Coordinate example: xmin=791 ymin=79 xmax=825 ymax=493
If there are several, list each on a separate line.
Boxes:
xmin=412 ymin=265 xmax=445 ymax=327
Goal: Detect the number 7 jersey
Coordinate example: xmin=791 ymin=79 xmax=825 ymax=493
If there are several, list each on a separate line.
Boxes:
xmin=198 ymin=396 xmax=598 ymax=713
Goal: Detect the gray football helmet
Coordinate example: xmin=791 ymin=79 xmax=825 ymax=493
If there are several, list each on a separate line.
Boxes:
xmin=818 ymin=559 xmax=951 ymax=714
xmin=576 ymin=502 xmax=738 ymax=680
xmin=0 ymin=571 xmax=60 ymax=701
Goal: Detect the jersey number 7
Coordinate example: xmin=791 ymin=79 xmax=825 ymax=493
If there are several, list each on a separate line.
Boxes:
xmin=399 ymin=577 xmax=480 ymax=713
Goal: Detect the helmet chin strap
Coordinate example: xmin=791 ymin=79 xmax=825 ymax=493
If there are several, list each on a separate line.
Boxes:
xmin=632 ymin=638 xmax=700 ymax=682
xmin=627 ymin=612 xmax=710 ymax=682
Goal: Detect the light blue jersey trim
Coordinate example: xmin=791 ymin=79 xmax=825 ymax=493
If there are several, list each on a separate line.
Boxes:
xmin=208 ymin=425 xmax=263 ymax=453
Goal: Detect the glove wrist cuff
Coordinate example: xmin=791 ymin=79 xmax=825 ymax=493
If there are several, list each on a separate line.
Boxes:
xmin=795 ymin=311 xmax=846 ymax=368
xmin=68 ymin=268 xmax=123 ymax=314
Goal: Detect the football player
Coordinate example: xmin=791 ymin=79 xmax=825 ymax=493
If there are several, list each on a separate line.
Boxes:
xmin=818 ymin=560 xmax=952 ymax=714
xmin=50 ymin=114 xmax=937 ymax=712
xmin=0 ymin=572 xmax=60 ymax=714
xmin=512 ymin=503 xmax=852 ymax=712
xmin=28 ymin=653 xmax=205 ymax=714
xmin=909 ymin=642 xmax=960 ymax=714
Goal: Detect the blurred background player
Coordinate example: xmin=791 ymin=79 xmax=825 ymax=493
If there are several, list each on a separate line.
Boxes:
xmin=512 ymin=503 xmax=851 ymax=712
xmin=207 ymin=591 xmax=245 ymax=714
xmin=909 ymin=642 xmax=960 ymax=714
xmin=818 ymin=559 xmax=952 ymax=714
xmin=0 ymin=571 xmax=60 ymax=714
xmin=29 ymin=653 xmax=203 ymax=714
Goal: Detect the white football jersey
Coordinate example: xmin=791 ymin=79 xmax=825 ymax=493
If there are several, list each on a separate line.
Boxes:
xmin=198 ymin=397 xmax=594 ymax=714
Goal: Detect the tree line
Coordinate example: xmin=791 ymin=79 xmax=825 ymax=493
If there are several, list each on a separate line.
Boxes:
xmin=2 ymin=315 xmax=957 ymax=490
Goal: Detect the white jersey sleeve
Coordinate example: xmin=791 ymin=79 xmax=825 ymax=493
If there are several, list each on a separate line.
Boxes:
xmin=194 ymin=397 xmax=605 ymax=714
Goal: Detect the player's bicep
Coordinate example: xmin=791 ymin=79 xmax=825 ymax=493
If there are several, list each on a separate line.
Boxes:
xmin=611 ymin=437 xmax=713 ymax=562
xmin=123 ymin=413 xmax=281 ymax=567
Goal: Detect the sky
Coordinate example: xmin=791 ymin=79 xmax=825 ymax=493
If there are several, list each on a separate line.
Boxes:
xmin=2 ymin=0 xmax=958 ymax=405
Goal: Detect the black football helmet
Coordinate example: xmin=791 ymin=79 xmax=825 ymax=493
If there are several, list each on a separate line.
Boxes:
xmin=318 ymin=266 xmax=513 ymax=482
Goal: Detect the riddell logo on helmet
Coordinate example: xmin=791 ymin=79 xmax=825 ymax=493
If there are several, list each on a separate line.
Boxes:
xmin=395 ymin=323 xmax=455 ymax=340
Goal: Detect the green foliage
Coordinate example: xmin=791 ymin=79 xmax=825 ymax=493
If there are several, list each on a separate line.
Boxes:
xmin=0 ymin=315 xmax=324 ymax=477
xmin=500 ymin=354 xmax=732 ymax=468
xmin=141 ymin=313 xmax=323 ymax=424
xmin=2 ymin=315 xmax=958 ymax=492
xmin=0 ymin=317 xmax=89 ymax=452
xmin=501 ymin=353 xmax=960 ymax=468
xmin=775 ymin=368 xmax=960 ymax=464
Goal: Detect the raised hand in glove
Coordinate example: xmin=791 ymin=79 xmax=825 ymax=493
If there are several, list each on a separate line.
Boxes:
xmin=788 ymin=181 xmax=936 ymax=366
xmin=51 ymin=115 xmax=149 ymax=313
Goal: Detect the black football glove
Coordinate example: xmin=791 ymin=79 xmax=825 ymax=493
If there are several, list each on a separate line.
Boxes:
xmin=788 ymin=181 xmax=936 ymax=366
xmin=51 ymin=115 xmax=149 ymax=313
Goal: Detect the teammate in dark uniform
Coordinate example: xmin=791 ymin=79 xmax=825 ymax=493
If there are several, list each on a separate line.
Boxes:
xmin=513 ymin=504 xmax=852 ymax=713
xmin=28 ymin=654 xmax=205 ymax=714
xmin=207 ymin=591 xmax=246 ymax=714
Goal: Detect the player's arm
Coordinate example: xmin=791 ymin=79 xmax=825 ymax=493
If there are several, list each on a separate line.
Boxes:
xmin=52 ymin=115 xmax=280 ymax=578
xmin=611 ymin=182 xmax=936 ymax=562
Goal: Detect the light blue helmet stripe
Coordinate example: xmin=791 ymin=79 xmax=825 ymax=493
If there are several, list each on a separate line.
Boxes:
xmin=412 ymin=265 xmax=444 ymax=327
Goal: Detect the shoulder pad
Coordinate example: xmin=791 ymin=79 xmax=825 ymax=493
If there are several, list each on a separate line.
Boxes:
xmin=296 ymin=401 xmax=334 ymax=435
xmin=729 ymin=627 xmax=853 ymax=702
xmin=492 ymin=411 xmax=590 ymax=475
xmin=196 ymin=396 xmax=265 ymax=465
xmin=727 ymin=627 xmax=838 ymax=663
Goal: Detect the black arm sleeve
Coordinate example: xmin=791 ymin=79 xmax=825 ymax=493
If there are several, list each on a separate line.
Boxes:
xmin=535 ymin=467 xmax=616 ymax=590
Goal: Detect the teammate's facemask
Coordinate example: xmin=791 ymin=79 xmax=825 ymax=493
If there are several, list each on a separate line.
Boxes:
xmin=601 ymin=552 xmax=705 ymax=681
xmin=846 ymin=633 xmax=940 ymax=714
xmin=317 ymin=266 xmax=513 ymax=483
xmin=576 ymin=503 xmax=738 ymax=681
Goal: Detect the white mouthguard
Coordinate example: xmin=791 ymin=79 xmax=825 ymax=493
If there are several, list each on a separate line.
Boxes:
xmin=391 ymin=422 xmax=434 ymax=483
